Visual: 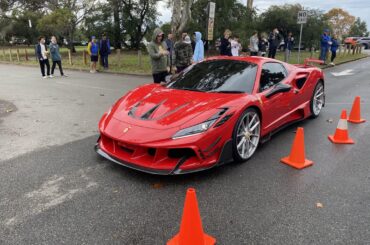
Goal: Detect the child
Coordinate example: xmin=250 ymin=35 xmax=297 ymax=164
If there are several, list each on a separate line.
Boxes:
xmin=231 ymin=35 xmax=242 ymax=56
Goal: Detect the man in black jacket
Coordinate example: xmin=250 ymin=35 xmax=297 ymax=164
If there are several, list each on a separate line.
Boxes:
xmin=36 ymin=36 xmax=51 ymax=78
xmin=268 ymin=28 xmax=282 ymax=59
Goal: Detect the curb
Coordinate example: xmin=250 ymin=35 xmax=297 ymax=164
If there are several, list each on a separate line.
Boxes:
xmin=0 ymin=61 xmax=152 ymax=77
xmin=321 ymin=55 xmax=369 ymax=69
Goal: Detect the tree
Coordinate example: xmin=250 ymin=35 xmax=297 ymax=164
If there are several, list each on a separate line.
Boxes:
xmin=349 ymin=17 xmax=368 ymax=37
xmin=120 ymin=0 xmax=158 ymax=49
xmin=37 ymin=8 xmax=74 ymax=39
xmin=325 ymin=8 xmax=355 ymax=39
xmin=190 ymin=0 xmax=257 ymax=47
xmin=258 ymin=4 xmax=329 ymax=49
xmin=171 ymin=0 xmax=193 ymax=39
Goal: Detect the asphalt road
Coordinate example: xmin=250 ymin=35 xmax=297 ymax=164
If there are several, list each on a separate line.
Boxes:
xmin=0 ymin=59 xmax=369 ymax=245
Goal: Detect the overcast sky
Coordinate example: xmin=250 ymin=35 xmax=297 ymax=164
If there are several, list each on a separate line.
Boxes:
xmin=158 ymin=0 xmax=370 ymax=29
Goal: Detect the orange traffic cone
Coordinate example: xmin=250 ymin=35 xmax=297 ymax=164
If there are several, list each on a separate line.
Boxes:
xmin=167 ymin=188 xmax=216 ymax=245
xmin=328 ymin=110 xmax=354 ymax=144
xmin=348 ymin=96 xmax=366 ymax=124
xmin=281 ymin=127 xmax=313 ymax=169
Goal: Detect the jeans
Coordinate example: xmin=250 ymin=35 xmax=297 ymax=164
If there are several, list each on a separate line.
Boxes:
xmin=320 ymin=47 xmax=328 ymax=62
xmin=39 ymin=59 xmax=50 ymax=77
xmin=51 ymin=60 xmax=64 ymax=75
xmin=101 ymin=55 xmax=109 ymax=68
xmin=284 ymin=49 xmax=291 ymax=63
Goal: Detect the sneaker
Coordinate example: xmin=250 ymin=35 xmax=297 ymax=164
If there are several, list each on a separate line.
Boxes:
xmin=49 ymin=75 xmax=54 ymax=78
xmin=62 ymin=74 xmax=68 ymax=77
xmin=42 ymin=76 xmax=47 ymax=79
xmin=90 ymin=70 xmax=94 ymax=73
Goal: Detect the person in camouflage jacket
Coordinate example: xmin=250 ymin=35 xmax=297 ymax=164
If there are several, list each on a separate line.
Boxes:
xmin=174 ymin=35 xmax=193 ymax=73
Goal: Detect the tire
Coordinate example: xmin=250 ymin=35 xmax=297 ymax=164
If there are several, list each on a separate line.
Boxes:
xmin=232 ymin=108 xmax=261 ymax=162
xmin=310 ymin=81 xmax=325 ymax=118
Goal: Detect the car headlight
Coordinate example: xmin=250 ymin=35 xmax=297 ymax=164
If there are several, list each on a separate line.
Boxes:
xmin=172 ymin=119 xmax=218 ymax=139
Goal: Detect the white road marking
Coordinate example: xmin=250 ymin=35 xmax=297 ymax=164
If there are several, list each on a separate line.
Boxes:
xmin=331 ymin=69 xmax=354 ymax=77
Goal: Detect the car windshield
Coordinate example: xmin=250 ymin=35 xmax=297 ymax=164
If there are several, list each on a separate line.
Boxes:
xmin=167 ymin=60 xmax=257 ymax=94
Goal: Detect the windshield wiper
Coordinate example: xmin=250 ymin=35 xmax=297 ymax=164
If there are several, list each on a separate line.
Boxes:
xmin=209 ymin=91 xmax=245 ymax=94
xmin=178 ymin=88 xmax=204 ymax=92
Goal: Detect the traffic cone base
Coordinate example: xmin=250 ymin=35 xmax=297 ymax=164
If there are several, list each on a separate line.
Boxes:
xmin=328 ymin=135 xmax=354 ymax=144
xmin=167 ymin=233 xmax=216 ymax=245
xmin=348 ymin=118 xmax=366 ymax=124
xmin=281 ymin=156 xmax=313 ymax=170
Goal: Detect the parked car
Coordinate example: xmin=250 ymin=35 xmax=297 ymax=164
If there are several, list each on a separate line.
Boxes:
xmin=357 ymin=37 xmax=370 ymax=49
xmin=293 ymin=42 xmax=305 ymax=51
xmin=344 ymin=37 xmax=361 ymax=46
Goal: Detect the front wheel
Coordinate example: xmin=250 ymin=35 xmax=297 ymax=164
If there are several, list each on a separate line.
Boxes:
xmin=232 ymin=108 xmax=261 ymax=162
xmin=310 ymin=81 xmax=325 ymax=118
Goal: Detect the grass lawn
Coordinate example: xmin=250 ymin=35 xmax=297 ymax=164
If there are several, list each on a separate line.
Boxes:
xmin=0 ymin=46 xmax=367 ymax=75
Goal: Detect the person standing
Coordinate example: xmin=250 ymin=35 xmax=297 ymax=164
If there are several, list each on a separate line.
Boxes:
xmin=319 ymin=29 xmax=331 ymax=64
xmin=174 ymin=35 xmax=193 ymax=73
xmin=330 ymin=35 xmax=339 ymax=66
xmin=284 ymin=32 xmax=294 ymax=63
xmin=219 ymin=29 xmax=232 ymax=56
xmin=249 ymin=31 xmax=259 ymax=56
xmin=258 ymin=34 xmax=268 ymax=57
xmin=87 ymin=36 xmax=99 ymax=73
xmin=36 ymin=36 xmax=51 ymax=78
xmin=193 ymin=32 xmax=204 ymax=63
xmin=147 ymin=28 xmax=169 ymax=84
xmin=165 ymin=33 xmax=175 ymax=73
xmin=49 ymin=36 xmax=65 ymax=77
xmin=99 ymin=33 xmax=111 ymax=70
xmin=268 ymin=28 xmax=281 ymax=59
xmin=231 ymin=35 xmax=242 ymax=57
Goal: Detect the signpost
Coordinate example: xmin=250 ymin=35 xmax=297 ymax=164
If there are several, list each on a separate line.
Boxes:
xmin=297 ymin=10 xmax=308 ymax=63
xmin=206 ymin=2 xmax=216 ymax=41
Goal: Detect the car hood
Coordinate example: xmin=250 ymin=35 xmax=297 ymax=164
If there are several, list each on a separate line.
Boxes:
xmin=112 ymin=84 xmax=244 ymax=129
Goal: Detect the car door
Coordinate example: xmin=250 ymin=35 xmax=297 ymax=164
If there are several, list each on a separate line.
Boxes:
xmin=257 ymin=62 xmax=295 ymax=132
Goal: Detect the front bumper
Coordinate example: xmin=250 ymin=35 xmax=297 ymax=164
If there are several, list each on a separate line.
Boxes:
xmin=95 ymin=136 xmax=234 ymax=175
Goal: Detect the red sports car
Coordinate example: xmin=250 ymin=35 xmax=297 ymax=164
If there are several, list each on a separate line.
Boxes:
xmin=96 ymin=57 xmax=325 ymax=174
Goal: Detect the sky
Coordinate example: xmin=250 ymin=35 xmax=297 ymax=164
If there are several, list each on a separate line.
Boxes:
xmin=157 ymin=0 xmax=370 ymax=28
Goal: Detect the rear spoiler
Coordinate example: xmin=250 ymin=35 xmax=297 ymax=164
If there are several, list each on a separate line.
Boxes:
xmin=303 ymin=58 xmax=324 ymax=67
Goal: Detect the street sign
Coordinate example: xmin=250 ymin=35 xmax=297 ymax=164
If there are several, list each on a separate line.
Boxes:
xmin=206 ymin=2 xmax=216 ymax=41
xmin=297 ymin=11 xmax=308 ymax=24
xmin=208 ymin=2 xmax=216 ymax=18
xmin=297 ymin=10 xmax=308 ymax=63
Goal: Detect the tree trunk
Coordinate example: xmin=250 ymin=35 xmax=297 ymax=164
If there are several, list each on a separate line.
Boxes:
xmin=171 ymin=0 xmax=193 ymax=40
xmin=112 ymin=0 xmax=121 ymax=49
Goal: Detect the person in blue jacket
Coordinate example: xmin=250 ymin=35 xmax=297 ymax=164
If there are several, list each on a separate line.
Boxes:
xmin=330 ymin=35 xmax=339 ymax=66
xmin=99 ymin=33 xmax=111 ymax=69
xmin=192 ymin=32 xmax=204 ymax=63
xmin=320 ymin=29 xmax=331 ymax=64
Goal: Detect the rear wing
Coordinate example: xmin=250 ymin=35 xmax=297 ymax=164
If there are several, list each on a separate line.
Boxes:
xmin=303 ymin=58 xmax=324 ymax=67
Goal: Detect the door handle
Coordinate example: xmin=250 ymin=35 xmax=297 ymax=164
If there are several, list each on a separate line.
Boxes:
xmin=293 ymin=89 xmax=300 ymax=94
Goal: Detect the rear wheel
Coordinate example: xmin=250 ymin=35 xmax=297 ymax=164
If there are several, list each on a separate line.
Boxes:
xmin=310 ymin=81 xmax=325 ymax=118
xmin=232 ymin=108 xmax=261 ymax=162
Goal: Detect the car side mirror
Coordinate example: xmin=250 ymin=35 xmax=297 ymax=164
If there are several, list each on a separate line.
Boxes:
xmin=265 ymin=83 xmax=291 ymax=99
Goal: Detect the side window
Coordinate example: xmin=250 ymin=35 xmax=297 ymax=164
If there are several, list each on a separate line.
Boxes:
xmin=259 ymin=63 xmax=287 ymax=92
